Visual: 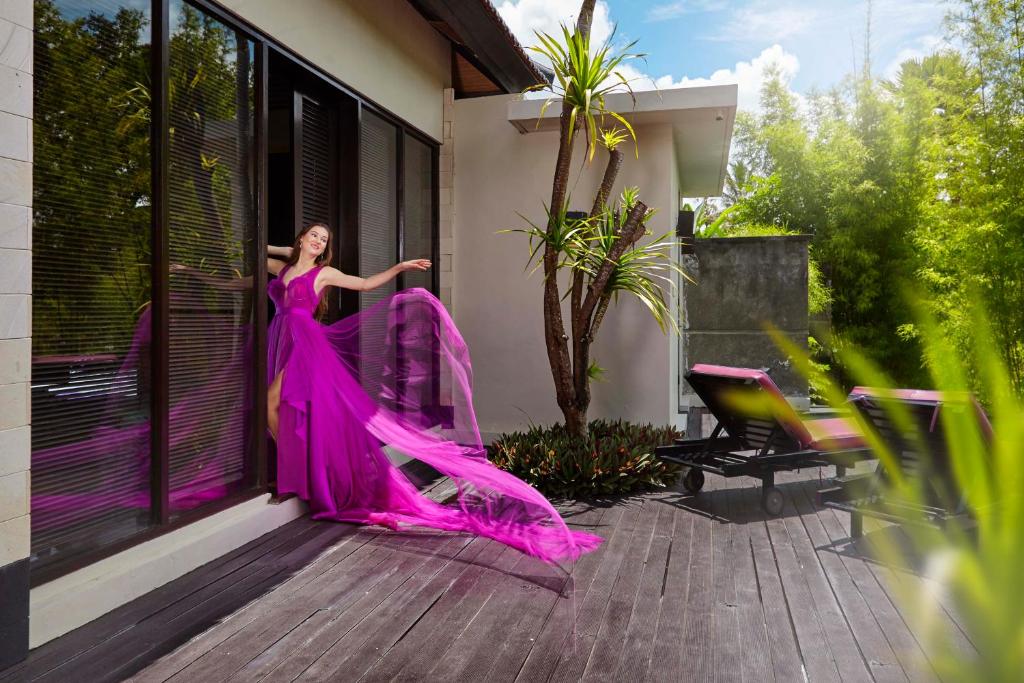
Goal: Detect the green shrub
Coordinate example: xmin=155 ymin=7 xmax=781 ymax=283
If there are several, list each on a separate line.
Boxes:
xmin=488 ymin=419 xmax=684 ymax=499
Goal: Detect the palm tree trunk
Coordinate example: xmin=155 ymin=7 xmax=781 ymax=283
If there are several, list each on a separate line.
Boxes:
xmin=569 ymin=145 xmax=623 ymax=423
xmin=543 ymin=0 xmax=597 ymax=437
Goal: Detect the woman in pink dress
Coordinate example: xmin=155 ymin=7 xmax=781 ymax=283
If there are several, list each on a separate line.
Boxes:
xmin=265 ymin=222 xmax=602 ymax=564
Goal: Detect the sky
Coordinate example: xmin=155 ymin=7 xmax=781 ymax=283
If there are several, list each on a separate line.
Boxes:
xmin=492 ymin=0 xmax=952 ymax=114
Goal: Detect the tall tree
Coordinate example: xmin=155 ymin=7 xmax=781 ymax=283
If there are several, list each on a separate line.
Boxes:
xmin=512 ymin=1 xmax=684 ymax=436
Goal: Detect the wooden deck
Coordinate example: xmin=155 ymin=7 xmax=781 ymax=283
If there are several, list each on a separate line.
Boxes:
xmin=2 ymin=468 xmax=975 ymax=682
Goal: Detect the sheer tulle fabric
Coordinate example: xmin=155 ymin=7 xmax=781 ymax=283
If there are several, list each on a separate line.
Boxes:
xmin=269 ymin=265 xmax=602 ymax=564
xmin=32 ymin=302 xmax=245 ymax=533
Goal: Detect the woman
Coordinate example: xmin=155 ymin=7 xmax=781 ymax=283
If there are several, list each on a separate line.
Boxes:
xmin=265 ymin=222 xmax=602 ymax=564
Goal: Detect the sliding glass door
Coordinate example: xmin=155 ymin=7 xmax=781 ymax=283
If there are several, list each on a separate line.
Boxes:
xmin=166 ymin=0 xmax=258 ymax=515
xmin=30 ymin=0 xmax=263 ymax=580
xmin=31 ymin=0 xmax=156 ymax=576
xmin=30 ymin=0 xmax=440 ymax=581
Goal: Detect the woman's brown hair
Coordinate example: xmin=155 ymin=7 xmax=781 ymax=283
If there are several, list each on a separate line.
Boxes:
xmin=287 ymin=222 xmax=333 ymax=320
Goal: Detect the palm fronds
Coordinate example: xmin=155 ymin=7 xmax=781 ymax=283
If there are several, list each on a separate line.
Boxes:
xmin=527 ymin=25 xmax=644 ymax=161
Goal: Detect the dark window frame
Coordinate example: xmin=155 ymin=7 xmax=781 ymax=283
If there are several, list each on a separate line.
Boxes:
xmin=32 ymin=0 xmax=442 ymax=587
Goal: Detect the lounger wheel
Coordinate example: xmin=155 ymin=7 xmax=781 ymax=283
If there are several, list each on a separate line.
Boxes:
xmin=762 ymin=487 xmax=784 ymax=516
xmin=682 ymin=468 xmax=705 ymax=494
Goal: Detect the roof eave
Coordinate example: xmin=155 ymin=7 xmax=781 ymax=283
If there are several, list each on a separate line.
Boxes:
xmin=408 ymin=0 xmax=545 ymax=95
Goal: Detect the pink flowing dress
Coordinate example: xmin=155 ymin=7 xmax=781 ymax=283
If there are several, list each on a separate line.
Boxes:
xmin=267 ymin=264 xmax=603 ymax=564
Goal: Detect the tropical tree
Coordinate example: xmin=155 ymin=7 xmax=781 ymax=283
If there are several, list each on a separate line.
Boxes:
xmin=507 ymin=0 xmax=686 ymax=437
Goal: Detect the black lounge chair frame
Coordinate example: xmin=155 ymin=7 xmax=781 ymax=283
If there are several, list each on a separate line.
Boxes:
xmin=817 ymin=388 xmax=989 ymax=539
xmin=657 ymin=366 xmax=871 ymax=515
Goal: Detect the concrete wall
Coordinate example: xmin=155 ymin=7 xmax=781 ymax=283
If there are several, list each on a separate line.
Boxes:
xmin=0 ymin=0 xmax=32 ymax=667
xmin=219 ymin=0 xmax=450 ymax=140
xmin=453 ymin=94 xmax=682 ymax=437
xmin=680 ymin=235 xmax=810 ymax=408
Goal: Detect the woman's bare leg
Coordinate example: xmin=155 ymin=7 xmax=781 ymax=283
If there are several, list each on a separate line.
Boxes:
xmin=268 ymin=369 xmax=285 ymax=441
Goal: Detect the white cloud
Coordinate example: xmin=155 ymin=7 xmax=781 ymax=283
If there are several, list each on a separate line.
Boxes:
xmin=613 ymin=44 xmax=801 ymax=115
xmin=646 ymin=2 xmax=688 ymax=22
xmin=882 ymin=34 xmax=944 ymax=80
xmin=494 ymin=0 xmax=613 ymax=58
xmin=646 ymin=1 xmax=727 ymax=22
xmin=708 ymin=2 xmax=818 ymax=43
xmin=495 ymin=1 xmax=801 ymax=115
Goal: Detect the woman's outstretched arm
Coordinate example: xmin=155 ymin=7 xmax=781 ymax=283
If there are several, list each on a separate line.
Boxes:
xmin=318 ymin=259 xmax=431 ymax=292
xmin=268 ymin=245 xmax=293 ymax=258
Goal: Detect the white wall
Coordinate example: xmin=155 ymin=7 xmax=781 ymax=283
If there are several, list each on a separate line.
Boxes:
xmin=453 ymin=94 xmax=679 ymax=436
xmin=219 ymin=0 xmax=450 ymax=140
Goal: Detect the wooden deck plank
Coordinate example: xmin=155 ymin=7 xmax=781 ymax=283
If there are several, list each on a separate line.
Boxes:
xmin=707 ymin=479 xmax=744 ymax=683
xmin=512 ymin=505 xmax=630 ymax=683
xmin=171 ymin=529 xmax=454 ymax=682
xmin=245 ymin=531 xmax=477 ymax=682
xmin=422 ymin=548 xmax=560 ymax=682
xmin=774 ymin=484 xmax=878 ymax=683
xmin=806 ymin=489 xmax=942 ymax=679
xmin=675 ymin=489 xmax=717 ymax=683
xmin=2 ymin=516 xmax=325 ymax=683
xmin=790 ymin=480 xmax=926 ymax=683
xmin=741 ymin=483 xmax=807 ymax=682
xmin=285 ymin=534 xmax=480 ymax=681
xmin=132 ymin=527 xmax=393 ymax=682
xmin=355 ymin=536 xmax=517 ymax=681
xmin=761 ymin=476 xmax=844 ymax=683
xmin=645 ymin=497 xmax=695 ymax=683
xmin=52 ymin=521 xmax=349 ymax=683
xmin=483 ymin=506 xmax=610 ymax=682
xmin=7 ymin=469 xmax=987 ymax=683
xmin=721 ymin=481 xmax=775 ymax=683
xmin=819 ymin=500 xmax=976 ymax=677
xmin=855 ymin=545 xmax=975 ymax=682
xmin=609 ymin=502 xmax=675 ymax=683
xmin=422 ymin=504 xmax=604 ymax=683
xmin=578 ymin=500 xmax=666 ymax=683
xmin=856 ymin=518 xmax=974 ymax=655
xmin=547 ymin=499 xmax=658 ymax=683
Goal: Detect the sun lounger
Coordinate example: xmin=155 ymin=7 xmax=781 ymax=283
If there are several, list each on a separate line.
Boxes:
xmin=656 ymin=364 xmax=870 ymax=515
xmin=817 ymin=387 xmax=993 ymax=538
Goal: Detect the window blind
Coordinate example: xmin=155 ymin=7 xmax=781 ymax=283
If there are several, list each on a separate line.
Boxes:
xmin=357 ymin=110 xmax=399 ymax=396
xmin=31 ymin=0 xmax=155 ymax=571
xmin=402 ymin=134 xmax=435 ymax=292
xmin=299 ymin=95 xmax=332 ymax=231
xmin=165 ymin=1 xmax=256 ymax=515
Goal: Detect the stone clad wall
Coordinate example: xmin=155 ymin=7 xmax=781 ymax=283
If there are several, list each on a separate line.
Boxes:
xmin=680 ymin=235 xmax=811 ymax=419
xmin=0 ymin=0 xmax=33 ymax=668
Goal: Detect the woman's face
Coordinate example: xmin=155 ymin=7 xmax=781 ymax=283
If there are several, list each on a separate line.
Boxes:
xmin=302 ymin=226 xmax=329 ymax=259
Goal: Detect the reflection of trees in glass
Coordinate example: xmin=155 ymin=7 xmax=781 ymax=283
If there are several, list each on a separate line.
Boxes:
xmin=33 ymin=0 xmax=152 ymax=356
xmin=165 ymin=1 xmax=257 ymax=508
xmin=168 ymin=1 xmax=254 ymax=288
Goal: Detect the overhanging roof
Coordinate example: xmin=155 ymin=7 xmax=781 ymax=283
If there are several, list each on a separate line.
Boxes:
xmin=408 ymin=0 xmax=545 ymax=98
xmin=507 ymin=85 xmax=738 ymax=197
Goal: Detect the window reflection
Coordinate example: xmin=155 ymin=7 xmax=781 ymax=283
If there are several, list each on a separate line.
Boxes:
xmin=167 ymin=0 xmax=257 ymax=514
xmin=31 ymin=0 xmax=154 ymax=569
